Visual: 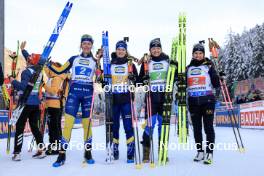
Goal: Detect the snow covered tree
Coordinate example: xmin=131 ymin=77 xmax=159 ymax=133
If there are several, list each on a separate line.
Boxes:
xmin=248 ymin=24 xmax=264 ymax=78
xmin=219 ymin=23 xmax=264 ymax=86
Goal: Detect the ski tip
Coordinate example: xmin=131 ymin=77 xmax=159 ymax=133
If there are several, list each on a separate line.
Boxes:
xmin=150 ymin=163 xmax=155 ymax=168
xmin=135 ymin=164 xmax=143 ymax=169
xmin=65 ymin=2 xmax=73 ymax=10
xmin=102 ymin=31 xmax=105 ymax=36
xmin=239 ymin=148 xmax=246 ymax=153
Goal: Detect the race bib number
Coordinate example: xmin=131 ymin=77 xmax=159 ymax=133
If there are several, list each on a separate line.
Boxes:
xmin=150 ymin=71 xmax=166 ymax=81
xmin=75 ymin=66 xmax=91 ymax=76
xmin=188 ymin=76 xmax=206 ymax=86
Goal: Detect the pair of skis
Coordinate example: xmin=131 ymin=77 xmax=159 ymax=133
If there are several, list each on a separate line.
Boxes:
xmin=102 ymin=31 xmax=114 ymax=163
xmin=158 ymin=13 xmax=187 ymax=166
xmin=6 ymin=41 xmax=20 ymax=154
xmin=143 ymin=54 xmax=155 ymax=167
xmin=9 ymin=1 xmax=73 ymax=126
xmin=158 ymin=38 xmax=178 ymax=166
xmin=128 ymin=56 xmax=142 ymax=169
xmin=177 ymin=13 xmax=188 ymax=144
xmin=208 ymin=38 xmax=245 ymax=152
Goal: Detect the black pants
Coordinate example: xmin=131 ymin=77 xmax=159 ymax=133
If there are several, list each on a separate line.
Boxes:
xmin=189 ymin=103 xmax=215 ymax=153
xmin=14 ymin=105 xmax=44 ymax=153
xmin=47 ymin=107 xmax=62 ymax=146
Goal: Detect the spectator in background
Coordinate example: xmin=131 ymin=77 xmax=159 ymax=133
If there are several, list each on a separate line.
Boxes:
xmin=237 ymin=94 xmax=248 ymax=104
xmin=235 ymin=95 xmax=240 ymax=104
xmin=252 ymin=90 xmax=261 ymax=101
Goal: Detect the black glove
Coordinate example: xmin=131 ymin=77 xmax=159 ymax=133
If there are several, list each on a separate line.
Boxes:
xmin=219 ymin=71 xmax=226 ymax=81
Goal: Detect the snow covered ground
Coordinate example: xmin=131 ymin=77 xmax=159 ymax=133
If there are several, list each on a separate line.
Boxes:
xmin=0 ymin=124 xmax=263 ymax=176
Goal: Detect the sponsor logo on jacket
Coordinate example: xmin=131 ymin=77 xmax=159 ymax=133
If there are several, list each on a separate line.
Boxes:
xmin=153 ymin=63 xmax=164 ymax=70
xmin=114 ymin=66 xmax=126 ymax=74
xmin=79 ymin=59 xmax=90 ymax=66
xmin=190 ymin=68 xmax=202 ymax=75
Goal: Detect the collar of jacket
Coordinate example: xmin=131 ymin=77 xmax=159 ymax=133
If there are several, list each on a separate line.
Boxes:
xmin=111 ymin=52 xmax=128 ymax=64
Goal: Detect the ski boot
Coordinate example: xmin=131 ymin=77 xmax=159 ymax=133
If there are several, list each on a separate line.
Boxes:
xmin=127 ymin=141 xmax=135 ymax=163
xmin=84 ymin=148 xmax=95 ymax=164
xmin=193 ymin=151 xmax=205 ymax=162
xmin=127 ymin=155 xmax=134 ymax=164
xmin=32 ymin=150 xmax=46 ymax=159
xmin=113 ymin=151 xmax=119 ymax=160
xmin=53 ymin=152 xmax=66 ymax=167
xmin=12 ymin=153 xmax=21 ymax=161
xmin=113 ymin=143 xmax=119 ymax=160
xmin=203 ymin=153 xmax=213 ymax=165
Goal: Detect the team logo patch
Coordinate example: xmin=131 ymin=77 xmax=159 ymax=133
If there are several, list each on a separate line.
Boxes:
xmin=114 ymin=66 xmax=126 ymax=73
xmin=153 ymin=63 xmax=164 ymax=70
xmin=190 ymin=68 xmax=202 ymax=75
xmin=79 ymin=59 xmax=90 ymax=65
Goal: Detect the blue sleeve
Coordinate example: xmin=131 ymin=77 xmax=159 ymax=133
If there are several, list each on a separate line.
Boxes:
xmin=22 ymin=49 xmax=30 ymax=61
xmin=12 ymin=70 xmax=31 ymax=91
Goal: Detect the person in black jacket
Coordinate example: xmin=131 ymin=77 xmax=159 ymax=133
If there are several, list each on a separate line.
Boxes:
xmin=9 ymin=53 xmax=45 ymax=161
xmin=187 ymin=42 xmax=220 ymax=165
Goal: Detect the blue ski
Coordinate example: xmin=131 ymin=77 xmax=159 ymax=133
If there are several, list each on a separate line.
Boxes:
xmin=10 ymin=1 xmax=73 ymax=125
xmin=102 ymin=31 xmax=114 ymax=163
